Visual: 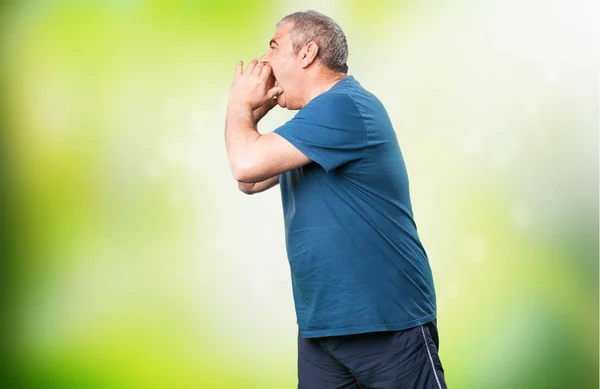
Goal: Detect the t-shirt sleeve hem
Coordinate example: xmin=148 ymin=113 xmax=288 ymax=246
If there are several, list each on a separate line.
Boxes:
xmin=273 ymin=128 xmax=336 ymax=172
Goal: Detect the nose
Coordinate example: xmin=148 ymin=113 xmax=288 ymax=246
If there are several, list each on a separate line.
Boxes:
xmin=260 ymin=52 xmax=269 ymax=63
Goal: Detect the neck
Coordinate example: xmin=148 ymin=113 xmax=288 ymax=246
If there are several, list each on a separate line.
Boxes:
xmin=300 ymin=70 xmax=347 ymax=107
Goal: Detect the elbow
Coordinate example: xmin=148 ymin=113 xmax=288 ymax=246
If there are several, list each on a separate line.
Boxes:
xmin=237 ymin=182 xmax=255 ymax=195
xmin=231 ymin=165 xmax=251 ymax=183
xmin=231 ymin=159 xmax=260 ymax=183
xmin=239 ymin=190 xmax=254 ymax=196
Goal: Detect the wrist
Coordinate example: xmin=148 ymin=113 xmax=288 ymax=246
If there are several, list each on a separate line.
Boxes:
xmin=227 ymin=99 xmax=253 ymax=112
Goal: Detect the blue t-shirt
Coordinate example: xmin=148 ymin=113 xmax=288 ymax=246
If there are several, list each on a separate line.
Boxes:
xmin=274 ymin=76 xmax=437 ymax=338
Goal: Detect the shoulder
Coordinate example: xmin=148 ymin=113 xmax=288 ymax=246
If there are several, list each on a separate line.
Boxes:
xmin=297 ymin=91 xmax=362 ymax=122
xmin=309 ymin=90 xmax=356 ymax=107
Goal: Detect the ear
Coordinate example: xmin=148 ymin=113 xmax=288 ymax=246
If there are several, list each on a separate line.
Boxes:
xmin=299 ymin=41 xmax=319 ymax=69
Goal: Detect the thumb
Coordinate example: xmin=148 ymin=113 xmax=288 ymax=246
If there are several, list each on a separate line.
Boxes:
xmin=266 ymin=86 xmax=283 ymax=100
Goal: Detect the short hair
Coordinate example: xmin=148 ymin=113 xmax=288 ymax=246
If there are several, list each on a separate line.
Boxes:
xmin=277 ymin=10 xmax=349 ymax=74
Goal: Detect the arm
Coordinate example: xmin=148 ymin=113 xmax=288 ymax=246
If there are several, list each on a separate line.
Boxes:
xmin=225 ymin=60 xmax=311 ymax=183
xmin=226 ymin=103 xmax=309 ymax=183
xmin=238 ymin=174 xmax=280 ymax=195
xmin=236 ymin=84 xmax=282 ymax=194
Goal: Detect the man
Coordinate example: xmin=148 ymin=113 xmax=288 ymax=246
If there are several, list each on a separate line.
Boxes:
xmin=225 ymin=10 xmax=447 ymax=389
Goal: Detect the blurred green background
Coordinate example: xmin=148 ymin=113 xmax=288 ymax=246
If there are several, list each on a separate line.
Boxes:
xmin=0 ymin=0 xmax=597 ymax=388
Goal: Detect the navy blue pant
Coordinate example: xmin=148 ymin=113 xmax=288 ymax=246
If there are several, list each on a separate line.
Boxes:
xmin=298 ymin=321 xmax=447 ymax=389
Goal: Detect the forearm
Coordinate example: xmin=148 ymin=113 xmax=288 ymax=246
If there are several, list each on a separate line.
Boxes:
xmin=238 ymin=175 xmax=280 ymax=195
xmin=225 ymin=101 xmax=261 ymax=181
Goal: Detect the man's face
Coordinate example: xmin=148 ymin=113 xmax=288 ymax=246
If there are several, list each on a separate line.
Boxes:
xmin=261 ymin=22 xmax=301 ymax=109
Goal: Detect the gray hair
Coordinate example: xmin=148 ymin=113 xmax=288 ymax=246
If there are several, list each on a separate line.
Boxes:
xmin=277 ymin=10 xmax=349 ymax=74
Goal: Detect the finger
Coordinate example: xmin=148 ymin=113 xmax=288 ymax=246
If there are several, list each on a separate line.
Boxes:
xmin=260 ymin=62 xmax=272 ymax=79
xmin=266 ymin=86 xmax=283 ymax=100
xmin=255 ymin=62 xmax=266 ymax=76
xmin=246 ymin=59 xmax=259 ymax=75
xmin=260 ymin=96 xmax=278 ymax=116
xmin=264 ymin=72 xmax=276 ymax=89
xmin=252 ymin=97 xmax=278 ymax=123
xmin=235 ymin=60 xmax=243 ymax=78
xmin=264 ymin=96 xmax=278 ymax=109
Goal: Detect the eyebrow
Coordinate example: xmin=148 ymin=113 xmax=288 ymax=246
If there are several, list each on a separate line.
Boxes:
xmin=269 ymin=39 xmax=279 ymax=47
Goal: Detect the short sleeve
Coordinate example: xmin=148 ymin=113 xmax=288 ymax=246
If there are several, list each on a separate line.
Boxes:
xmin=274 ymin=93 xmax=368 ymax=172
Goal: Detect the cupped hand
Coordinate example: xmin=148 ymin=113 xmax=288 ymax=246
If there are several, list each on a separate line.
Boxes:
xmin=229 ymin=59 xmax=283 ymax=110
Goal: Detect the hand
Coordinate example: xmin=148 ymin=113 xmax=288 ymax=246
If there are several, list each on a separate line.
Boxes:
xmin=252 ymin=73 xmax=279 ymax=123
xmin=253 ymin=98 xmax=278 ymax=124
xmin=229 ymin=59 xmax=283 ymax=110
xmin=252 ymin=71 xmax=278 ymax=123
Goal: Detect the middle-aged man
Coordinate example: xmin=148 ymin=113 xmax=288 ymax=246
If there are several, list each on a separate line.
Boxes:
xmin=225 ymin=10 xmax=447 ymax=389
